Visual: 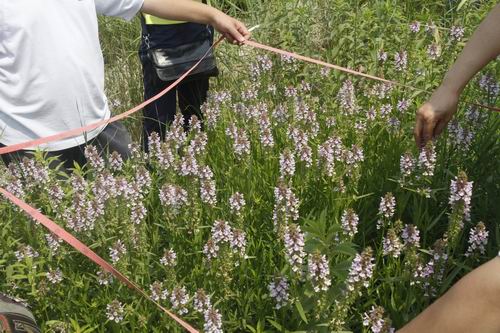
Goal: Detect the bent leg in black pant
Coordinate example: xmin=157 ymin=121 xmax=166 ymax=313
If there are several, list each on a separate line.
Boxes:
xmin=140 ymin=54 xmax=177 ymax=152
xmin=178 ymin=77 xmax=209 ymax=131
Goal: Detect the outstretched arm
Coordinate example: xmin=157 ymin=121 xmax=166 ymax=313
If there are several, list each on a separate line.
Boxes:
xmin=141 ymin=0 xmax=250 ymax=44
xmin=414 ymin=4 xmax=500 ymax=147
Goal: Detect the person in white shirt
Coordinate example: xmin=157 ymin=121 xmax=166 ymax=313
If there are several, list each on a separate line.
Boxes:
xmin=0 ymin=0 xmax=249 ymax=170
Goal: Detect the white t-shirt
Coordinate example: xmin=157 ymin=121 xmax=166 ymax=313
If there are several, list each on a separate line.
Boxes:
xmin=0 ymin=0 xmax=144 ymax=151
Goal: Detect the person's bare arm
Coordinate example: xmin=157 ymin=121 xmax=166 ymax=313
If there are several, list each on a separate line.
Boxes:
xmin=141 ymin=0 xmax=250 ymax=44
xmin=414 ymin=4 xmax=500 ymax=147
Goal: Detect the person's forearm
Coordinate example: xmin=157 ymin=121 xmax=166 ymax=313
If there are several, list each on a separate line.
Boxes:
xmin=441 ymin=4 xmax=500 ymax=94
xmin=141 ymin=0 xmax=218 ymax=25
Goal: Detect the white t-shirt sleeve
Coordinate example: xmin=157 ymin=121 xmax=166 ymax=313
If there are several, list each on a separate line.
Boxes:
xmin=95 ymin=0 xmax=144 ymax=21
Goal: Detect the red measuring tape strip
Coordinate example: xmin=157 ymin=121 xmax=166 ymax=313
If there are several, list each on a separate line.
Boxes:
xmin=245 ymin=40 xmax=398 ymax=86
xmin=0 ymin=187 xmax=199 ymax=333
xmin=471 ymin=102 xmax=500 ymax=113
xmin=244 ymin=40 xmax=500 ymax=113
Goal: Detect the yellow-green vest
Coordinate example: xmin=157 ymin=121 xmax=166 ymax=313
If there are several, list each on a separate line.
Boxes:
xmin=143 ymin=0 xmax=206 ymax=25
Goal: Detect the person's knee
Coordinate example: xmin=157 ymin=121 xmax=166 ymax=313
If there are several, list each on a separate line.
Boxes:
xmin=97 ymin=122 xmax=132 ymax=160
xmin=490 ymin=257 xmax=500 ymax=303
xmin=479 ymin=257 xmax=500 ymax=327
xmin=467 ymin=257 xmax=500 ymax=309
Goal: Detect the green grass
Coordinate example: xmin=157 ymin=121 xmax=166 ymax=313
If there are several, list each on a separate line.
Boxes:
xmin=1 ymin=1 xmax=499 ymax=332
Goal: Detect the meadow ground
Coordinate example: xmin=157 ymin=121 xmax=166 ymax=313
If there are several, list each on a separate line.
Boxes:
xmin=1 ymin=1 xmax=499 ymax=332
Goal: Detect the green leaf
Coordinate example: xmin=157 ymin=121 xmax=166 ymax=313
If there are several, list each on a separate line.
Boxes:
xmin=295 ymin=300 xmax=308 ymax=324
xmin=457 ymin=0 xmax=470 ymax=10
xmin=245 ymin=324 xmax=257 ymax=333
xmin=304 ymin=238 xmax=324 ymax=253
xmin=332 ymin=259 xmax=353 ymax=280
xmin=257 ymin=319 xmax=264 ymax=333
xmin=267 ymin=319 xmax=284 ymax=331
xmin=331 ymin=243 xmax=357 ymax=257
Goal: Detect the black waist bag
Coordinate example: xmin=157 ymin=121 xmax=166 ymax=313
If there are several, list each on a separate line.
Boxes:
xmin=141 ymin=13 xmax=219 ymax=83
xmin=148 ymin=34 xmax=218 ymax=82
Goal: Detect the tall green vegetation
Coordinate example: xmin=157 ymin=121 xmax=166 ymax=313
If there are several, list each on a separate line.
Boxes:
xmin=1 ymin=1 xmax=498 ymax=332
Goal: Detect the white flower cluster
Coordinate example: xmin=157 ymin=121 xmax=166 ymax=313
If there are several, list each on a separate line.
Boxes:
xmin=418 ymin=145 xmax=436 ymax=177
xmin=46 ymin=267 xmax=63 ymax=284
xmin=203 ymin=220 xmax=246 ymax=261
xmin=449 ymin=172 xmax=473 ymax=221
xmin=379 ymin=193 xmax=396 ymax=220
xmin=199 ymin=166 xmax=217 ymax=206
xmin=226 ymin=123 xmax=251 ymax=158
xmin=160 ymin=249 xmax=177 ymax=267
xmin=347 ymin=248 xmax=375 ymax=292
xmin=466 ymin=222 xmax=488 ymax=257
xmin=382 ymin=229 xmax=403 ymax=258
xmin=170 ymin=286 xmax=190 ymax=315
xmin=273 ymin=184 xmax=300 ymax=227
xmin=283 ymin=224 xmax=306 ymax=274
xmin=268 ymin=276 xmax=290 ymax=309
xmin=109 ymin=240 xmax=127 ymax=264
xmin=229 ymin=192 xmax=246 ymax=216
xmin=159 ymin=184 xmax=189 ymax=213
xmin=106 ymin=300 xmax=125 ymax=323
xmin=279 ymin=149 xmax=296 ymax=178
xmin=308 ymin=253 xmax=332 ymax=292
xmin=341 ymin=209 xmax=359 ymax=238
xmin=15 ymin=244 xmax=39 ymax=262
xmin=150 ymin=281 xmax=168 ymax=302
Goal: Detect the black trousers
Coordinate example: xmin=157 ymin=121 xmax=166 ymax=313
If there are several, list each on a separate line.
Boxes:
xmin=140 ymin=54 xmax=209 ymax=152
xmin=0 ymin=122 xmax=132 ymax=171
